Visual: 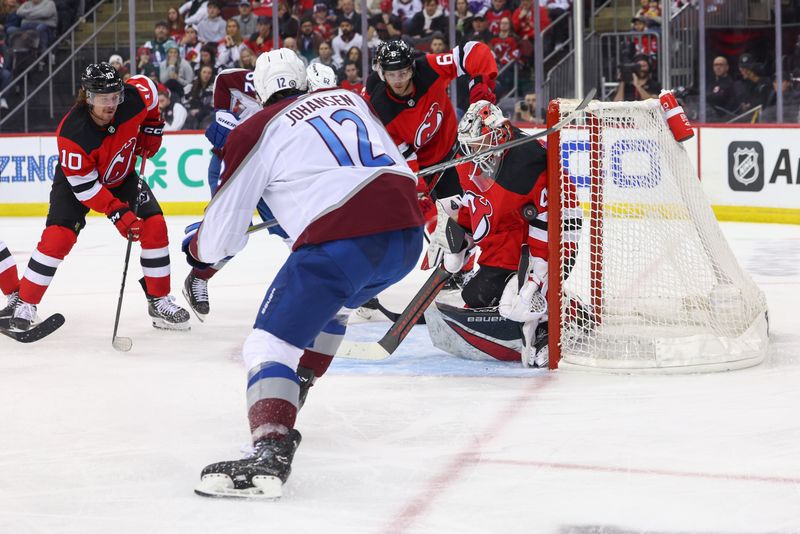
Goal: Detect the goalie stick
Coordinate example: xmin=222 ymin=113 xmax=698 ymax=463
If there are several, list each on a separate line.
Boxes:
xmin=336 ymin=266 xmax=452 ymax=360
xmin=417 ymin=89 xmax=596 ymax=178
xmin=0 ymin=313 xmax=65 ymax=343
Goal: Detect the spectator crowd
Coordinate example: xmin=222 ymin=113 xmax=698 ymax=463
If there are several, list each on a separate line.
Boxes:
xmin=1 ymin=0 xmax=797 ymax=124
xmin=91 ymin=0 xmax=576 ymax=130
xmin=0 ymin=0 xmax=88 ymax=111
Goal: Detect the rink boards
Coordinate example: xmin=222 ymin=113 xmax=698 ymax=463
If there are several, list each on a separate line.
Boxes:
xmin=1 ymin=124 xmax=799 ymax=224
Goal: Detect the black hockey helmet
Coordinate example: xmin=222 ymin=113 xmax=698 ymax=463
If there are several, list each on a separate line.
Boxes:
xmin=81 ymin=63 xmax=123 ymax=94
xmin=376 ymin=40 xmax=414 ymax=72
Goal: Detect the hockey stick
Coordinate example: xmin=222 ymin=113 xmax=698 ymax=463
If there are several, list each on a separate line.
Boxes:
xmin=336 ymin=266 xmax=452 ymax=360
xmin=417 ymin=89 xmax=596 ymax=178
xmin=246 ymin=218 xmax=278 ymax=234
xmin=111 ymin=158 xmax=147 ymax=352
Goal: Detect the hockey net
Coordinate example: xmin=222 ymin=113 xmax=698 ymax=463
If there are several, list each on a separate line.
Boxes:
xmin=546 ymin=98 xmax=769 ymax=372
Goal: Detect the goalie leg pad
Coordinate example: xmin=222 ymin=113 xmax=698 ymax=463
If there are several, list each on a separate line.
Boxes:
xmin=424 ymin=300 xmax=524 ymax=362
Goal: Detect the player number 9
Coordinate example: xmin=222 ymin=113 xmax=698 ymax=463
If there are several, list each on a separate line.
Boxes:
xmin=435 ymin=54 xmax=454 ymax=66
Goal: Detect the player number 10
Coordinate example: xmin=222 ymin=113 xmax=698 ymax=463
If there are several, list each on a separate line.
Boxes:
xmin=60 ymin=149 xmax=83 ymax=170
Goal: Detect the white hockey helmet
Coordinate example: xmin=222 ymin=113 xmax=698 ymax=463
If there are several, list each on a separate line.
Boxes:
xmin=306 ymin=63 xmax=337 ymax=92
xmin=457 ymin=99 xmax=512 ymax=189
xmin=253 ymin=48 xmax=308 ymax=104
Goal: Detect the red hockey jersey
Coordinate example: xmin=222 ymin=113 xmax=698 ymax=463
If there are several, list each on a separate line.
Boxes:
xmin=454 ymin=129 xmax=581 ymax=272
xmin=366 ymin=41 xmax=497 ymax=170
xmin=55 ymin=75 xmax=160 ymax=216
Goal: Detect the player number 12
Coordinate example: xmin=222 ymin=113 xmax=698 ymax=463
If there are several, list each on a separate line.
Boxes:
xmin=308 ymin=110 xmax=394 ymax=168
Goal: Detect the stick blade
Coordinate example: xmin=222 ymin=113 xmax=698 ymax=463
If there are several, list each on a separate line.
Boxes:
xmin=336 ymin=340 xmax=391 ymax=360
xmin=112 ymin=336 xmax=133 ymax=352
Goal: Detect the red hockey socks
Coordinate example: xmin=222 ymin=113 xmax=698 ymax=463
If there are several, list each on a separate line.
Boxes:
xmin=0 ymin=240 xmax=19 ymax=295
xmin=139 ymin=214 xmax=171 ymax=298
xmin=19 ymin=225 xmax=77 ymax=305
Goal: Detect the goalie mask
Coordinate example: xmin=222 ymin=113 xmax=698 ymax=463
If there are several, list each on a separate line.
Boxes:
xmin=457 ymin=100 xmax=512 ymax=191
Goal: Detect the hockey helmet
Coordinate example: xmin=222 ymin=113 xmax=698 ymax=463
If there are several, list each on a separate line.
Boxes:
xmin=306 ymin=63 xmax=337 ymax=92
xmin=81 ymin=62 xmax=124 ymax=106
xmin=253 ymin=48 xmax=308 ymax=104
xmin=375 ymin=40 xmax=414 ymax=82
xmin=457 ymin=100 xmax=512 ymax=189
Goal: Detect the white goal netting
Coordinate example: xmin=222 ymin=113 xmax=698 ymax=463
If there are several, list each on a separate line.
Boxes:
xmin=548 ymin=98 xmax=769 ymax=372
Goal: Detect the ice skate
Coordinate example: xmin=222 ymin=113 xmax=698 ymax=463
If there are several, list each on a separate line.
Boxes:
xmin=195 ymin=429 xmax=302 ymax=500
xmin=147 ymin=295 xmax=191 ymax=331
xmin=0 ymin=291 xmax=19 ymax=320
xmin=183 ymin=272 xmax=209 ymax=321
xmin=353 ymin=298 xmax=382 ymax=322
xmin=10 ymin=300 xmax=38 ymax=331
xmin=139 ymin=278 xmax=191 ymax=331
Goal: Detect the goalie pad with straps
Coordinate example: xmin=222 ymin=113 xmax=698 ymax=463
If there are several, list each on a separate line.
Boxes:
xmin=424 ymin=300 xmax=525 ymax=363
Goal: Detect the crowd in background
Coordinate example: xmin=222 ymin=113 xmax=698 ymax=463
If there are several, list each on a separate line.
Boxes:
xmin=1 ymin=0 xmax=798 ymax=125
xmin=100 ymin=0 xmax=579 ymax=130
xmin=0 ymin=0 xmax=88 ymax=110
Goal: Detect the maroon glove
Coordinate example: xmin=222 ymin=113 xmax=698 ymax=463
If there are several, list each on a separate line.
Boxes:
xmin=469 ymin=77 xmax=497 ymax=104
xmin=135 ymin=119 xmax=165 ymax=158
xmin=108 ymin=207 xmax=143 ymax=241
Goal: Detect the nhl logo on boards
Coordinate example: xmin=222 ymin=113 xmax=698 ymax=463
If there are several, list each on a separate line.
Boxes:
xmin=728 ymin=141 xmax=764 ymax=192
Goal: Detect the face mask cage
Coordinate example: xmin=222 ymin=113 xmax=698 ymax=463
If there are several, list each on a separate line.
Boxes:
xmin=87 ymin=90 xmax=124 ymax=107
xmin=459 ymin=124 xmax=509 ymax=180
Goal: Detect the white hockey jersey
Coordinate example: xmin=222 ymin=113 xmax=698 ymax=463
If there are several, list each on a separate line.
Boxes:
xmin=194 ymin=88 xmax=424 ymax=264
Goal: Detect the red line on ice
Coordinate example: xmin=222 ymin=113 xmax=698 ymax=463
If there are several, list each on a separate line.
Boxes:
xmin=383 ymin=375 xmax=554 ymax=534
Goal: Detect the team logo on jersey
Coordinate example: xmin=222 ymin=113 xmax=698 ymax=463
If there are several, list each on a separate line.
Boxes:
xmin=102 ymin=137 xmax=137 ymax=186
xmin=462 ymin=191 xmax=493 ymax=242
xmin=414 ymin=102 xmax=443 ymax=148
xmin=728 ymin=142 xmax=764 ymax=192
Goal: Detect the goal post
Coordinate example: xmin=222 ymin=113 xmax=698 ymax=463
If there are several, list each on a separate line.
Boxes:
xmin=546 ymin=98 xmax=769 ymax=373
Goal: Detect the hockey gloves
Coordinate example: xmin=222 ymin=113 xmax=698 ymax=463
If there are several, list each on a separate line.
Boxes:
xmin=498 ymin=254 xmax=548 ymax=323
xmin=469 ymin=76 xmax=497 ymax=105
xmin=135 ymin=119 xmax=165 ymax=158
xmin=108 ymin=206 xmax=143 ymax=241
xmin=181 ymin=222 xmax=213 ymax=270
xmin=425 ymin=198 xmax=473 ymax=274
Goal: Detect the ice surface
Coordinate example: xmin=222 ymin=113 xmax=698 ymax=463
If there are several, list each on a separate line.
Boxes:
xmin=1 ymin=216 xmax=799 ymax=534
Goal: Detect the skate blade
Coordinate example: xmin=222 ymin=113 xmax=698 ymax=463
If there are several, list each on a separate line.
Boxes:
xmin=181 ymin=288 xmax=207 ymax=323
xmin=194 ymin=474 xmax=282 ymax=500
xmin=151 ymin=318 xmax=191 ymax=331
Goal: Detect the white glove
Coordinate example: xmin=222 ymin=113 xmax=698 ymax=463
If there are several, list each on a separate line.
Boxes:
xmin=425 ymin=197 xmax=472 ymax=274
xmin=498 ymin=256 xmax=548 ymax=323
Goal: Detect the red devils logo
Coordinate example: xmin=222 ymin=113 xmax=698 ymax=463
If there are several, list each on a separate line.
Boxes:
xmin=462 ymin=191 xmax=493 ymax=242
xmin=414 ymin=102 xmax=443 ymax=148
xmin=102 ymin=137 xmax=137 ymax=185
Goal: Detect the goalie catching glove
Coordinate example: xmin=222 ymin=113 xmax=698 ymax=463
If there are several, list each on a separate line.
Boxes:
xmin=425 ymin=197 xmax=473 ymax=274
xmin=498 ymin=254 xmax=548 ymax=323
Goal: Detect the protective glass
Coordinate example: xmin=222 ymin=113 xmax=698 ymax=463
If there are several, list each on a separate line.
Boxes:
xmin=87 ymin=90 xmax=125 ymax=106
xmin=383 ymin=67 xmax=413 ymax=84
